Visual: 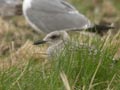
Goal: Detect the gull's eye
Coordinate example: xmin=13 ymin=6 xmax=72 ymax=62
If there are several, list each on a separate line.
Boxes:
xmin=50 ymin=35 xmax=60 ymax=39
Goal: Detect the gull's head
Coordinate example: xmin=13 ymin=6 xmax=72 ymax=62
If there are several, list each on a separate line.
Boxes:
xmin=34 ymin=31 xmax=70 ymax=46
xmin=43 ymin=31 xmax=70 ymax=45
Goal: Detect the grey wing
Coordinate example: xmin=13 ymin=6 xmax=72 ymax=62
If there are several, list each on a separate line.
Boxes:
xmin=25 ymin=0 xmax=92 ymax=33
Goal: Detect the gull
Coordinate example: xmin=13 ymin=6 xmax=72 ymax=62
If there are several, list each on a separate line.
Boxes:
xmin=33 ymin=31 xmax=97 ymax=57
xmin=34 ymin=31 xmax=118 ymax=62
xmin=23 ymin=0 xmax=114 ymax=34
xmin=34 ymin=31 xmax=70 ymax=57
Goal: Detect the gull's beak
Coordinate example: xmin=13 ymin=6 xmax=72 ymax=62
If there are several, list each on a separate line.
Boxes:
xmin=33 ymin=40 xmax=47 ymax=45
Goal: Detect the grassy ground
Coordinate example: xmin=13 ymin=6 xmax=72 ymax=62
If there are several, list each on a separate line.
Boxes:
xmin=0 ymin=0 xmax=120 ymax=90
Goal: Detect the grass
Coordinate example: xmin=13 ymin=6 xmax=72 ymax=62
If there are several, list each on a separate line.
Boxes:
xmin=0 ymin=35 xmax=120 ymax=90
xmin=0 ymin=0 xmax=120 ymax=90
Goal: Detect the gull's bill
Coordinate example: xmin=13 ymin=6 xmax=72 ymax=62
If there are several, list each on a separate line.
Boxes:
xmin=33 ymin=40 xmax=47 ymax=45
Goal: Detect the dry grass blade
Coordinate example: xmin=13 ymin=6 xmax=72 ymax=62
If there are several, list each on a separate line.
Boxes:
xmin=60 ymin=71 xmax=71 ymax=90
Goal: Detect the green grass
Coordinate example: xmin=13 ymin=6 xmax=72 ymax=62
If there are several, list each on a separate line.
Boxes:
xmin=0 ymin=35 xmax=120 ymax=90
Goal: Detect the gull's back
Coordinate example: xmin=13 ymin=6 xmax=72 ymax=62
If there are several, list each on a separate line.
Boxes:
xmin=23 ymin=0 xmax=93 ymax=33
